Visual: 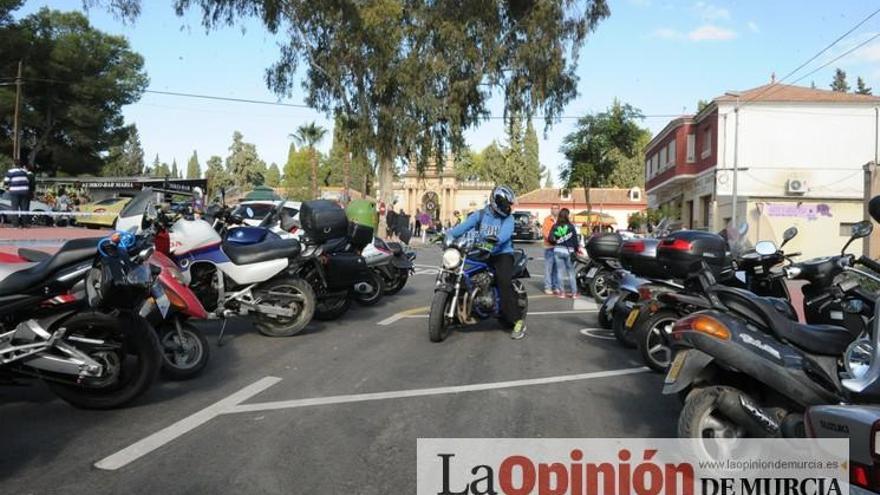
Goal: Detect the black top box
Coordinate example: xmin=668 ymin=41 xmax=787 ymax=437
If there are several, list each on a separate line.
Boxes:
xmin=586 ymin=232 xmax=622 ymax=260
xmin=656 ymin=230 xmax=730 ymax=280
xmin=300 ymin=200 xmax=348 ymax=244
xmin=619 ymin=238 xmax=667 ymax=279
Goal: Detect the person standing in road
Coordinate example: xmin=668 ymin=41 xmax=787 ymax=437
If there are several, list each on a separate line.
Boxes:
xmin=541 ymin=205 xmax=561 ymax=295
xmin=4 ymin=160 xmax=32 ymax=228
xmin=549 ymin=208 xmax=579 ymax=299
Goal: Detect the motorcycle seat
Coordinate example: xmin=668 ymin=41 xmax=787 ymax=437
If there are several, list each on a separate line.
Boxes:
xmin=223 ymin=238 xmax=301 ymax=265
xmin=386 ymin=242 xmax=403 ymax=255
xmin=715 ymin=286 xmax=852 ymax=356
xmin=0 ymin=237 xmax=101 ymax=296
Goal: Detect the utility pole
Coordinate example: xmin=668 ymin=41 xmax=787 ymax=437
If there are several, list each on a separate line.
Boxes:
xmin=12 ymin=60 xmax=22 ymax=163
xmin=725 ymin=91 xmax=742 ymax=229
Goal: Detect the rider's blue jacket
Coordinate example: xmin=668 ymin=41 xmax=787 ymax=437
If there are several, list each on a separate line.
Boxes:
xmin=446 ymin=207 xmax=514 ymax=255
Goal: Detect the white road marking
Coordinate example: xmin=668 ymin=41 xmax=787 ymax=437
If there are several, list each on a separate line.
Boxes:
xmin=94 ymin=376 xmax=282 ymax=471
xmin=378 ymin=309 xmax=597 ymax=325
xmin=573 ymin=297 xmax=598 ymax=311
xmin=579 ymin=328 xmax=616 ymax=340
xmin=228 ymin=367 xmax=650 ymax=414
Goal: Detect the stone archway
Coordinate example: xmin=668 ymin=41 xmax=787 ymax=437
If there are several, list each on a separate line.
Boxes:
xmin=422 ymin=191 xmax=440 ymax=220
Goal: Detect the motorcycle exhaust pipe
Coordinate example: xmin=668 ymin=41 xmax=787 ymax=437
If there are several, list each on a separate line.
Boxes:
xmin=716 ymin=389 xmax=781 ymax=437
xmin=24 ymin=353 xmax=102 ymax=377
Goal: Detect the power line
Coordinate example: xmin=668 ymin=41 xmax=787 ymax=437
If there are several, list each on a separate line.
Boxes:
xmin=742 ymin=6 xmax=880 ymax=105
xmin=789 ymin=32 xmax=880 ymax=86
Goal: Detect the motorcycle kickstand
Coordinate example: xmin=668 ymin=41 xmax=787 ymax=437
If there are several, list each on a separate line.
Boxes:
xmin=217 ymin=318 xmax=229 ymax=347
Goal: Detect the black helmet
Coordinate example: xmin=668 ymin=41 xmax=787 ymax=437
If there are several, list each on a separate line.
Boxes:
xmin=489 ymin=185 xmax=515 ymax=217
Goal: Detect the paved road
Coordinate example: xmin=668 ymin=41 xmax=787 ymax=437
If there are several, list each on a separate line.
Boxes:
xmin=0 ymin=242 xmax=679 ymax=494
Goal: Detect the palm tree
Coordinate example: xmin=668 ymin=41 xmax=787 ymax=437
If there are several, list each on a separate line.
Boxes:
xmin=290 ymin=122 xmax=327 ymax=199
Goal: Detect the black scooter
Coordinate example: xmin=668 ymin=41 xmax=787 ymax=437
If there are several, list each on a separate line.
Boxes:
xmin=665 ymin=219 xmax=880 ymax=439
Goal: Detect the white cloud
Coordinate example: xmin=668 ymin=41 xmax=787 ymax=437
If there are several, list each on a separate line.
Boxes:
xmin=694 ymin=1 xmax=730 ymax=21
xmin=747 ymin=21 xmax=759 ymax=33
xmin=850 ymin=39 xmax=880 ymax=63
xmin=651 ymin=27 xmax=685 ymax=40
xmin=629 ymin=0 xmax=652 ymax=6
xmin=688 ymin=24 xmax=737 ymax=41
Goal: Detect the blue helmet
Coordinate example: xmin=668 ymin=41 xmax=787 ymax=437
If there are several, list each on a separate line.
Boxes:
xmin=489 ymin=185 xmax=515 ymax=217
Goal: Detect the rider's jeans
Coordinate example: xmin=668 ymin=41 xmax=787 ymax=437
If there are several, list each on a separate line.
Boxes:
xmin=554 ymin=248 xmax=577 ymax=295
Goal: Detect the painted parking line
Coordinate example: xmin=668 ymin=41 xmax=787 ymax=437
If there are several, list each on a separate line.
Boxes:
xmin=94 ymin=376 xmax=282 ymax=471
xmin=376 ymin=306 xmax=430 ymax=326
xmin=377 ymin=309 xmax=596 ymax=325
xmin=579 ymin=328 xmax=616 ymax=340
xmin=97 ymin=366 xmax=649 ymax=470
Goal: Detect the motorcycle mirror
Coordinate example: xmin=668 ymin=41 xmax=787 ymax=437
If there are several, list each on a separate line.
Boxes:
xmin=780 ymin=226 xmax=798 ymax=248
xmin=852 ymin=220 xmax=873 ymax=239
xmin=245 ymin=207 xmax=255 ymax=219
xmin=738 ymin=222 xmax=749 ymax=237
xmin=754 ymin=240 xmax=777 ymax=256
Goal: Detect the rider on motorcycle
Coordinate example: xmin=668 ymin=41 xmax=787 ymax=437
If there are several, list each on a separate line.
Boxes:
xmin=445 ymin=185 xmax=526 ymax=340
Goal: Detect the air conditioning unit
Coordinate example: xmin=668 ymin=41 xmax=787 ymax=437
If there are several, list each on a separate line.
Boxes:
xmin=786 ymin=178 xmax=808 ymax=195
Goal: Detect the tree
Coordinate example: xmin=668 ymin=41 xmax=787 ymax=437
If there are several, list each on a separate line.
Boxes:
xmin=523 ymin=119 xmax=542 ymax=193
xmin=204 ymin=155 xmax=230 ymax=200
xmin=543 ymin=170 xmax=554 ymax=188
xmin=857 ymin=77 xmax=873 ymax=95
xmin=606 ymin=132 xmax=651 ymax=188
xmin=170 ymin=159 xmax=179 ymax=179
xmin=186 ymin=150 xmax=200 ymax=179
xmin=454 ymin=147 xmax=486 ymax=182
xmin=112 ymin=1 xmax=610 ymax=218
xmin=560 ymin=100 xmax=646 ymax=224
xmin=0 ymin=7 xmax=148 ymax=175
xmin=324 ymin=116 xmax=371 ymax=196
xmin=225 ymin=131 xmax=266 ymax=188
xmin=831 ymin=68 xmax=850 ymax=92
xmin=282 ymin=143 xmax=313 ymax=200
xmin=265 ymin=162 xmax=281 ymax=187
xmin=810 ymin=81 xmax=816 ymax=89
xmin=150 ymin=154 xmax=171 ymax=178
xmin=696 ymin=99 xmax=709 ymax=112
xmin=102 ymin=125 xmax=144 ymax=176
xmin=290 ymin=122 xmax=327 ymax=199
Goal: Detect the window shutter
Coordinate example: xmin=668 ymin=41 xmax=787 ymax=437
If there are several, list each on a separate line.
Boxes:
xmin=686 ymin=134 xmax=696 ymax=162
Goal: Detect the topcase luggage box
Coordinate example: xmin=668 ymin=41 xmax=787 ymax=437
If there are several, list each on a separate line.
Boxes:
xmin=300 ymin=200 xmax=348 ymax=243
xmin=586 ymin=232 xmax=622 ymax=260
xmin=656 ymin=230 xmax=730 ymax=280
xmin=619 ymin=238 xmax=666 ymax=279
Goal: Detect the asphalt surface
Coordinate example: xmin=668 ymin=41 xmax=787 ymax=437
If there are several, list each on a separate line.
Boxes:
xmin=0 ymin=242 xmax=679 ymax=494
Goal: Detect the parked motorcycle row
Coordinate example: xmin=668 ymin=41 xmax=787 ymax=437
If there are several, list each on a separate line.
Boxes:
xmin=0 ymin=188 xmax=415 ymax=409
xmin=573 ymin=195 xmax=880 ymax=485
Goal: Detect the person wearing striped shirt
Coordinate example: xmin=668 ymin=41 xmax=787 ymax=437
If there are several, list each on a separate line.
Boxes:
xmin=4 ymin=161 xmax=33 ymax=228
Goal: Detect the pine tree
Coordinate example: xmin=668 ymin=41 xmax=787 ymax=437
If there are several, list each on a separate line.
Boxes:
xmin=543 ymin=170 xmax=554 ymax=188
xmin=102 ymin=125 xmax=145 ymax=177
xmin=265 ymin=162 xmax=281 ymax=187
xmin=226 ymin=131 xmax=266 ymax=187
xmin=523 ymin=119 xmax=541 ymax=193
xmin=204 ymin=155 xmax=231 ymax=200
xmin=283 ymin=143 xmax=313 ymax=200
xmin=171 ymin=159 xmax=179 ymax=179
xmin=810 ymin=81 xmax=816 ymax=89
xmin=186 ymin=151 xmax=201 ymax=179
xmin=857 ymin=77 xmax=873 ymax=95
xmin=831 ymin=68 xmax=850 ymax=92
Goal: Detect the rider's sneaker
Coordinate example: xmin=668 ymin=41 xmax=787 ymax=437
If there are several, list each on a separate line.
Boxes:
xmin=552 ymin=289 xmax=562 ymax=296
xmin=543 ymin=289 xmax=554 ymax=295
xmin=511 ymin=320 xmax=527 ymax=340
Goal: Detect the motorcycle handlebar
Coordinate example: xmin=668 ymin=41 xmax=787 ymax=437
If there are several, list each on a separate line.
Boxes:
xmin=858 ymin=255 xmax=880 ymax=274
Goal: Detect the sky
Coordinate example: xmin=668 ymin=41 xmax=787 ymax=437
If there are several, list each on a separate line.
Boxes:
xmin=15 ymin=0 xmax=880 ymax=183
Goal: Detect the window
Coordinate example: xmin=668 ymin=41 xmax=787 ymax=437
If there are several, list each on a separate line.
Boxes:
xmin=629 ymin=188 xmax=641 ymax=201
xmin=560 ymin=188 xmax=571 ymax=200
xmin=667 ymin=141 xmax=676 ymax=167
xmin=660 ymin=147 xmax=667 ymax=169
xmin=645 ymin=159 xmax=650 ymax=179
xmin=701 ymin=127 xmax=712 ymax=158
xmin=686 ymin=133 xmax=696 ymax=163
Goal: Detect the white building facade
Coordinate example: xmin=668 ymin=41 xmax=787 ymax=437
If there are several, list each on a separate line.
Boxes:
xmin=646 ymin=83 xmax=880 ymax=258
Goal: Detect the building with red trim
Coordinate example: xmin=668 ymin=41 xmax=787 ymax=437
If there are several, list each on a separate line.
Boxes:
xmin=645 ymin=82 xmax=880 ymax=257
xmin=516 ymin=187 xmax=646 ymax=229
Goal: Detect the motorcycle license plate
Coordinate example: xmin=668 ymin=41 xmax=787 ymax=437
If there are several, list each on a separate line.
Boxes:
xmin=586 ymin=267 xmax=598 ymax=278
xmin=625 ymin=308 xmax=640 ymax=329
xmin=665 ymin=350 xmax=689 ymax=384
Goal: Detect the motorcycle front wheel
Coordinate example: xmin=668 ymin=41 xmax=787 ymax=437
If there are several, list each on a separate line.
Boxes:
xmin=314 ymin=295 xmax=351 ymax=321
xmin=428 ymin=291 xmax=452 ymax=342
xmin=590 ymin=270 xmax=611 ymax=303
xmin=383 ymin=268 xmax=410 ymax=295
xmin=636 ymin=310 xmax=677 ymax=373
xmin=47 ymin=312 xmax=161 ymax=409
xmin=159 ymin=321 xmax=210 ymax=380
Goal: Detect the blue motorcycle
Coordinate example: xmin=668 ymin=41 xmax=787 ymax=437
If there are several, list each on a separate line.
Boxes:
xmin=428 ymin=234 xmax=529 ymax=342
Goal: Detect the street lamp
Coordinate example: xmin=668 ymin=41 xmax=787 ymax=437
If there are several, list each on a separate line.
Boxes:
xmin=725 ymin=91 xmax=742 ymax=230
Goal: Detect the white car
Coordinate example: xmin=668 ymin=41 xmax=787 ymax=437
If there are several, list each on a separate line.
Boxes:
xmin=231 ymin=200 xmax=303 ymax=239
xmin=0 ymin=190 xmax=54 ymax=225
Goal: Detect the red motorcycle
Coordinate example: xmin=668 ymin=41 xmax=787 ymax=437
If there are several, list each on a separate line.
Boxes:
xmin=143 ymin=250 xmax=211 ymax=380
xmin=11 ymin=245 xmax=211 ymax=380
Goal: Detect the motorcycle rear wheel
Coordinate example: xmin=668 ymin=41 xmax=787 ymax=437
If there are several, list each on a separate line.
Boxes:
xmin=47 ymin=312 xmax=160 ymax=410
xmin=314 ymin=295 xmax=351 ymax=321
xmin=636 ymin=310 xmax=678 ymax=373
xmin=590 ymin=271 xmax=611 ymax=303
xmin=255 ymin=278 xmax=317 ymax=337
xmin=429 ymin=291 xmax=452 ymax=342
xmin=353 ymin=270 xmax=385 ymax=306
xmin=383 ymin=269 xmax=409 ymax=295
xmin=611 ymin=295 xmax=638 ymax=348
xmin=678 ymin=386 xmax=748 ymax=439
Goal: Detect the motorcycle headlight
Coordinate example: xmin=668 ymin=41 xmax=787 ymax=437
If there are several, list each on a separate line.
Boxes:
xmin=442 ymin=248 xmax=462 ymax=269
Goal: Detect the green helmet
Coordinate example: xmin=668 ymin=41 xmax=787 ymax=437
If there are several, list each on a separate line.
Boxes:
xmin=345 ymin=199 xmax=379 ymax=229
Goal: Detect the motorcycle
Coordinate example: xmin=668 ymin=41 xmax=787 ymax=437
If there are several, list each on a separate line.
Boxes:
xmin=17 ymin=244 xmax=210 ymax=380
xmin=116 ymin=189 xmax=317 ymax=338
xmin=0 ymin=232 xmax=161 ymax=409
xmin=806 ymin=404 xmax=880 ymax=494
xmin=363 ymin=237 xmax=416 ymax=296
xmin=664 ymin=219 xmax=880 ymax=439
xmin=428 ymin=234 xmax=530 ymax=342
